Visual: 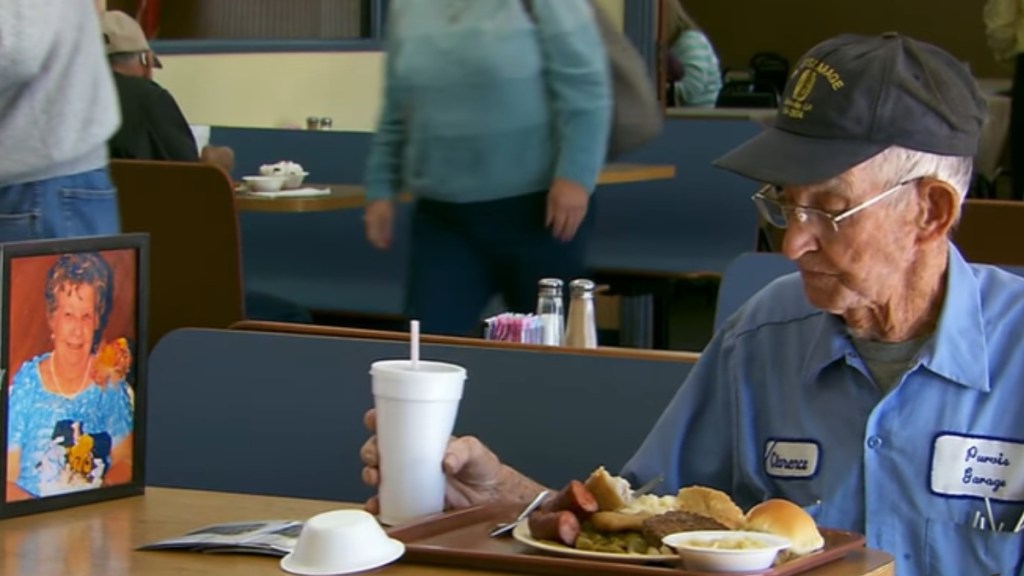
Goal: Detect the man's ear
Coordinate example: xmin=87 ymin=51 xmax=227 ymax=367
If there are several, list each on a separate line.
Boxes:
xmin=914 ymin=178 xmax=959 ymax=240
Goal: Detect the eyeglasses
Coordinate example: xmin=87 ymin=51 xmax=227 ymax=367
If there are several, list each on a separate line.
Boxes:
xmin=752 ymin=179 xmax=916 ymax=233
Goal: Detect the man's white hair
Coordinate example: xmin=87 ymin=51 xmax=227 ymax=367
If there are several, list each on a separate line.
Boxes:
xmin=862 ymin=145 xmax=974 ymax=203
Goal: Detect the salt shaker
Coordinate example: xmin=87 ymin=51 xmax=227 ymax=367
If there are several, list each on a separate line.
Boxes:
xmin=564 ymin=279 xmax=598 ymax=349
xmin=536 ymin=278 xmax=564 ymax=346
xmin=319 ymin=117 xmax=333 ymax=131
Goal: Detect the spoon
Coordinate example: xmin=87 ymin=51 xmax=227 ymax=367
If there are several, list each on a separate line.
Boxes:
xmin=489 ymin=489 xmax=551 ymax=537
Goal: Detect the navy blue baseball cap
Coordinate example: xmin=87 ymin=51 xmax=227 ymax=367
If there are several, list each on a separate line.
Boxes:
xmin=714 ymin=33 xmax=987 ymax=186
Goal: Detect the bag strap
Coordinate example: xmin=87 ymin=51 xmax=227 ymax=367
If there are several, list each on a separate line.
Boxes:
xmin=520 ymin=0 xmax=536 ymax=22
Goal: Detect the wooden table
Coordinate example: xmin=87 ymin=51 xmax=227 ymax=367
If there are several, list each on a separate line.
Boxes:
xmin=0 ymin=487 xmax=893 ymax=576
xmin=235 ymin=163 xmax=677 ymax=213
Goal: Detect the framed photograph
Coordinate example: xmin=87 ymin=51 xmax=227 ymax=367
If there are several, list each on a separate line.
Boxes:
xmin=0 ymin=234 xmax=149 ymax=519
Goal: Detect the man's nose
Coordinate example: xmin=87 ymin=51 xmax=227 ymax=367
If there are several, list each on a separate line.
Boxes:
xmin=781 ymin=220 xmax=818 ymax=261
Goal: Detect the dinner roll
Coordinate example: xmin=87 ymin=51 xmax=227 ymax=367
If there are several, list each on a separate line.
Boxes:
xmin=584 ymin=466 xmax=633 ymax=511
xmin=674 ymin=486 xmax=745 ymax=530
xmin=744 ymin=499 xmax=825 ymax=556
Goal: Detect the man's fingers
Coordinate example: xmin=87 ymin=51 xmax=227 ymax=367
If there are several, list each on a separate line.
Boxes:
xmin=363 ymin=409 xmax=377 ymax=433
xmin=365 ymin=495 xmax=380 ymax=514
xmin=361 ymin=465 xmax=379 ymax=487
xmin=443 ymin=435 xmax=502 ymax=484
xmin=442 ymin=435 xmax=486 ymax=476
xmin=359 ymin=437 xmax=379 ymax=467
xmin=445 ymin=482 xmax=473 ymax=510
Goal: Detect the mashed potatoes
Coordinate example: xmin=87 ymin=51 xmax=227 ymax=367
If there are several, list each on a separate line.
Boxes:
xmin=684 ymin=536 xmax=770 ymax=550
xmin=621 ymin=494 xmax=679 ymax=515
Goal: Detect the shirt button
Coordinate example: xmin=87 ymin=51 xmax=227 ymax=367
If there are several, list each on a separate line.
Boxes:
xmin=867 ymin=436 xmax=883 ymax=449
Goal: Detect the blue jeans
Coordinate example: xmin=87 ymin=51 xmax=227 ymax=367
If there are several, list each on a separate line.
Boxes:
xmin=406 ymin=191 xmax=593 ymax=336
xmin=0 ymin=168 xmax=120 ymax=241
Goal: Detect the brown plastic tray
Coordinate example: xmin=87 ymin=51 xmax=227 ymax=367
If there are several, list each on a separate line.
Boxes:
xmin=387 ymin=504 xmax=866 ymax=576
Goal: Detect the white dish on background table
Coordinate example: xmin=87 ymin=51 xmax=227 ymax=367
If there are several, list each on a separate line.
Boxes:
xmin=244 ymin=188 xmax=331 ymax=199
xmin=242 ymin=175 xmax=287 ymax=192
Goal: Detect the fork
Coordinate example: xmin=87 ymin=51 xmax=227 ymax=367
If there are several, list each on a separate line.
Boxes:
xmin=631 ymin=473 xmax=665 ymax=498
xmin=489 ymin=489 xmax=551 ymax=537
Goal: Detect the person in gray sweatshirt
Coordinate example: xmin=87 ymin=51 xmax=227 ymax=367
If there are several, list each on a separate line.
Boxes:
xmin=0 ymin=0 xmax=122 ymax=240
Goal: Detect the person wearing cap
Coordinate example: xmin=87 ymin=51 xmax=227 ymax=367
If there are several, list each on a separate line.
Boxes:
xmin=0 ymin=0 xmax=121 ymax=240
xmin=360 ymin=33 xmax=1024 ymax=574
xmin=102 ymin=11 xmax=234 ymax=173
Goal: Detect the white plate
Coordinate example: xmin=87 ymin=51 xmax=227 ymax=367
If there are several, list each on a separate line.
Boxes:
xmin=511 ymin=522 xmax=677 ymax=564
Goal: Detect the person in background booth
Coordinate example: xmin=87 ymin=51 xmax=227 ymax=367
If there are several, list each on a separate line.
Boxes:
xmin=361 ymin=33 xmax=1024 ymax=575
xmin=660 ymin=0 xmax=722 ymax=107
xmin=363 ymin=0 xmax=612 ymax=336
xmin=6 ymin=253 xmax=134 ymax=502
xmin=101 ymin=11 xmax=235 ymax=174
xmin=0 ymin=0 xmax=121 ymax=240
xmin=984 ymin=0 xmax=1024 ymax=200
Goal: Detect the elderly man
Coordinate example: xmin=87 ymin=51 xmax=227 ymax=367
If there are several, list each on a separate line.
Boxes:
xmin=361 ymin=33 xmax=1022 ymax=575
xmin=102 ymin=11 xmax=234 ymax=173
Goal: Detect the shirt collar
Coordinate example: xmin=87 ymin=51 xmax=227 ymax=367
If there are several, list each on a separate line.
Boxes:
xmin=801 ymin=244 xmax=989 ymax=392
xmin=918 ymin=244 xmax=990 ymax=391
xmin=804 ymin=312 xmax=853 ymax=378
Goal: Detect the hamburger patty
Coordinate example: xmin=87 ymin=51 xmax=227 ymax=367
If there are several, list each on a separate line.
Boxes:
xmin=641 ymin=511 xmax=730 ymax=547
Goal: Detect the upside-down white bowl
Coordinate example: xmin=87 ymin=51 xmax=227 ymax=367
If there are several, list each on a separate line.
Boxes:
xmin=280 ymin=509 xmax=404 ymax=576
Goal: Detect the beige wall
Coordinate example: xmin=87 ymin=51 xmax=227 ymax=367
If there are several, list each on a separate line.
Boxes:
xmin=155 ymin=0 xmax=625 ymax=131
xmin=684 ymin=0 xmax=1011 ymax=80
xmin=155 ymin=52 xmax=386 ymax=131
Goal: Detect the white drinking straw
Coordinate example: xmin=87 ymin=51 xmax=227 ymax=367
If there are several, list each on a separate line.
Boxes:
xmin=410 ymin=320 xmax=420 ymax=369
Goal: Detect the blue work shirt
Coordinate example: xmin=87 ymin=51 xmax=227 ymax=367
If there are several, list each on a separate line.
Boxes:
xmin=622 ymin=245 xmax=1024 ymax=576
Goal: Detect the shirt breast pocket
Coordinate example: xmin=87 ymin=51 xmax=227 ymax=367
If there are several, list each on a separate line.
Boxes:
xmin=924 ymin=518 xmax=1024 ymax=575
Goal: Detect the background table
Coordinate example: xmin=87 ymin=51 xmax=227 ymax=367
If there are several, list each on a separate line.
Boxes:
xmin=234 ymin=163 xmax=677 ymax=213
xmin=0 ymin=488 xmax=894 ymax=576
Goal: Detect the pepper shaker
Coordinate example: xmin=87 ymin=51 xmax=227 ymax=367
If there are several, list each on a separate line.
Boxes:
xmin=564 ymin=279 xmax=598 ymax=349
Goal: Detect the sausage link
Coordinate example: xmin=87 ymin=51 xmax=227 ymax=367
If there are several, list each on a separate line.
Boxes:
xmin=539 ymin=480 xmax=599 ymax=517
xmin=528 ymin=510 xmax=581 ymax=547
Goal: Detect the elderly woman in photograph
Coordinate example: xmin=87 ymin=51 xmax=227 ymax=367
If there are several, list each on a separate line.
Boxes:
xmin=5 ymin=253 xmax=133 ymax=502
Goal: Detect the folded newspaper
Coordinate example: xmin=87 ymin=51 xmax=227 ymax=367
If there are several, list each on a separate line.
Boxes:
xmin=138 ymin=520 xmax=303 ymax=556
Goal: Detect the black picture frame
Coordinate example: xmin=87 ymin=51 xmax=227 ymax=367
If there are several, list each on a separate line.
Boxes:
xmin=0 ymin=233 xmax=149 ymax=519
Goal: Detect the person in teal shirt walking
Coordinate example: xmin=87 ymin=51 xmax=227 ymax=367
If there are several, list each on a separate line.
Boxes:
xmin=363 ymin=0 xmax=612 ymax=336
